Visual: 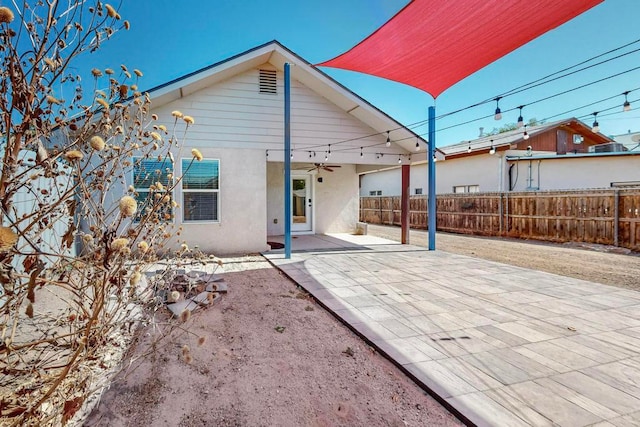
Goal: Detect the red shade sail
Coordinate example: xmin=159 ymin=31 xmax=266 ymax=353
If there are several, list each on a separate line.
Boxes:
xmin=317 ymin=0 xmax=603 ymax=98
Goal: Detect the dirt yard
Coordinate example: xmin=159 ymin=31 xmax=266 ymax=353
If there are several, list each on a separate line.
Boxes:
xmin=367 ymin=225 xmax=640 ymax=291
xmin=84 ymin=257 xmax=462 ymax=427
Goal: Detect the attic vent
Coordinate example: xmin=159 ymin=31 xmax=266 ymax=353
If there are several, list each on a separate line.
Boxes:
xmin=259 ymin=69 xmax=277 ymax=94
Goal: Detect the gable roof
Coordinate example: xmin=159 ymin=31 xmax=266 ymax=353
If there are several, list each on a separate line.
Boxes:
xmin=144 ymin=40 xmax=424 ymax=157
xmin=441 ymin=118 xmax=613 ymax=157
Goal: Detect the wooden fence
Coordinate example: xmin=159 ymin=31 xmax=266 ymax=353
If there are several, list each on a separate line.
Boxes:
xmin=359 ymin=189 xmax=640 ymax=251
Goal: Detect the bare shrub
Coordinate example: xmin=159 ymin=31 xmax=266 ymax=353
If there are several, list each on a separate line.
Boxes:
xmin=0 ymin=2 xmax=203 ymax=425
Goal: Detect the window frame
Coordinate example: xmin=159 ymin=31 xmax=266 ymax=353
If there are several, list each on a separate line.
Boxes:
xmin=181 ymin=157 xmax=220 ymax=223
xmin=132 ymin=156 xmax=174 ymax=223
xmin=453 ymin=185 xmax=480 ymax=194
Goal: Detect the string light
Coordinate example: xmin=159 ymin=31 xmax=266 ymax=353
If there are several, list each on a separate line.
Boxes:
xmin=516 ymin=105 xmax=524 ymax=128
xmin=623 ymin=91 xmax=631 ymax=111
xmin=415 ymin=138 xmax=420 ymax=152
xmin=523 ymin=124 xmax=530 ymax=140
xmin=433 ymin=154 xmax=438 ymax=162
xmin=386 ymin=131 xmax=391 ymax=147
xmin=489 ymin=140 xmax=496 ymax=155
xmin=591 ymin=112 xmax=600 ymax=133
xmin=494 ymin=97 xmax=502 ymax=120
xmin=467 ymin=142 xmax=472 ymax=153
xmin=290 ymin=151 xmax=293 ymax=159
xmin=266 ymin=150 xmax=269 ymax=158
xmin=327 ymin=144 xmax=331 ymax=158
xmin=324 ymin=152 xmax=328 ymax=161
xmin=360 ymin=146 xmax=363 ymax=157
xmin=309 ymin=151 xmax=312 ymax=158
xmin=398 ymin=155 xmax=402 ymax=164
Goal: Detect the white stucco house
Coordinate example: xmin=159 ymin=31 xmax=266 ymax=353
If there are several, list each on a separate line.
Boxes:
xmin=122 ymin=41 xmax=426 ymax=254
xmin=612 ymin=131 xmax=640 ymax=151
xmin=360 ymin=118 xmax=640 ymax=196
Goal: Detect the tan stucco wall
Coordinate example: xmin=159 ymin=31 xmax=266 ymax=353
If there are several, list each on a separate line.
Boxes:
xmin=175 ymin=147 xmax=268 ymax=255
xmin=267 ymin=162 xmax=359 ymax=236
xmin=360 ymin=152 xmax=640 ymax=195
xmin=266 ymin=162 xmax=285 ymax=236
xmin=437 ymin=154 xmax=506 ymax=193
xmin=509 ymin=154 xmax=640 ymax=191
xmin=315 ymin=164 xmax=359 ymax=233
xmin=360 ymin=154 xmax=505 ymax=196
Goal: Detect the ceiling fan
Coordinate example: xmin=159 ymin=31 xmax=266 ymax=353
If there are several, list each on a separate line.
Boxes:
xmin=307 ymin=163 xmax=342 ymax=172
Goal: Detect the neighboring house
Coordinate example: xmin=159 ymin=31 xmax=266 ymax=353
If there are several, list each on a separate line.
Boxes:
xmin=113 ymin=41 xmax=425 ymax=254
xmin=612 ymin=130 xmax=640 ymax=151
xmin=359 ymin=118 xmax=640 ymax=195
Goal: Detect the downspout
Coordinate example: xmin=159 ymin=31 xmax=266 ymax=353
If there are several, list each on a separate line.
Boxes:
xmin=508 ymin=163 xmax=514 ymax=191
xmin=537 ymin=160 xmax=542 ymax=190
xmin=498 ymin=153 xmax=504 ymax=192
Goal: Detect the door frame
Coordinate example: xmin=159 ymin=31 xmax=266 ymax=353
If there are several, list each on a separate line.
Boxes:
xmin=291 ymin=171 xmax=315 ymax=235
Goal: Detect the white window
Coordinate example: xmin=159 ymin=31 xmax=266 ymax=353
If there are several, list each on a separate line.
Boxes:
xmin=182 ymin=158 xmax=219 ymax=222
xmin=453 ymin=185 xmax=480 ymax=194
xmin=133 ymin=157 xmax=173 ymax=222
xmin=415 ymin=188 xmax=423 ymax=195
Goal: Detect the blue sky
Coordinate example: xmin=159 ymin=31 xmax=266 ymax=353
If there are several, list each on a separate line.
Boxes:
xmin=79 ymin=0 xmax=640 ymax=147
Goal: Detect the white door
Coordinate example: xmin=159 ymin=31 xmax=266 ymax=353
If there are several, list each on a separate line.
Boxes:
xmin=291 ymin=175 xmax=312 ymax=232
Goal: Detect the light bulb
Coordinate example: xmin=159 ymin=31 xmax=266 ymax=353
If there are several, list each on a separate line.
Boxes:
xmin=415 ymin=141 xmax=420 ymax=152
xmin=398 ymin=156 xmax=402 ymax=164
xmin=516 ymin=106 xmax=524 ymax=128
xmin=494 ymin=97 xmax=502 ymax=121
xmin=386 ymin=131 xmax=391 ymax=147
xmin=467 ymin=144 xmax=472 ymax=153
xmin=489 ymin=140 xmax=496 ymax=155
xmin=523 ymin=132 xmax=529 ymax=140
xmin=623 ymin=91 xmax=631 ymax=112
xmin=592 ymin=112 xmax=599 ymax=133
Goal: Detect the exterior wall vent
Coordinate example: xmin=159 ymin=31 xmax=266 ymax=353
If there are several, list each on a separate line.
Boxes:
xmin=259 ymin=69 xmax=277 ymax=94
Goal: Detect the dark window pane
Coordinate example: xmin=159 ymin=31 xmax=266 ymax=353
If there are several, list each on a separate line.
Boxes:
xmin=134 ymin=191 xmax=173 ymax=222
xmin=183 ymin=192 xmax=218 ymax=221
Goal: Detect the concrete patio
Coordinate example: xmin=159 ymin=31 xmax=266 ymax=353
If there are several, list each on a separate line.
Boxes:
xmin=264 ymin=234 xmax=640 ymax=427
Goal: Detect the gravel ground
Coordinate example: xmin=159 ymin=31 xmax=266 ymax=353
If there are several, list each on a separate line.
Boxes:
xmin=367 ymin=224 xmax=640 ymax=291
xmin=85 ymin=256 xmax=462 ymax=427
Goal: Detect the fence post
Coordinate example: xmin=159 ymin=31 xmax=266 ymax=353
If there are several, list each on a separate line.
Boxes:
xmin=499 ymin=192 xmax=504 ymax=234
xmin=614 ymin=189 xmax=620 ymax=247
